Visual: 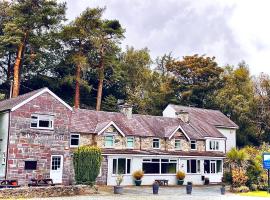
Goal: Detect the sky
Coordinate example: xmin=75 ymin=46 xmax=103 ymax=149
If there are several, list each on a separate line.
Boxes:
xmin=63 ymin=0 xmax=270 ymax=75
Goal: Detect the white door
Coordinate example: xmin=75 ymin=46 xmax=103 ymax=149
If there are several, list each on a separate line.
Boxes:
xmin=50 ymin=155 xmax=63 ymax=184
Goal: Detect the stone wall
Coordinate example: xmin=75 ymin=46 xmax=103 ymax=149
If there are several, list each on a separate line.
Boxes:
xmin=7 ymin=92 xmax=72 ymax=186
xmin=0 ymin=185 xmax=97 ymax=199
xmin=96 ymin=156 xmax=108 ymax=185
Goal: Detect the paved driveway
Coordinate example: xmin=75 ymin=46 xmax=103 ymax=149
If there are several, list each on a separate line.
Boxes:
xmin=33 ymin=186 xmax=269 ymax=200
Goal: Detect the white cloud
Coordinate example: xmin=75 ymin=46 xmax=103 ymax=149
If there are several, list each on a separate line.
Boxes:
xmin=63 ymin=0 xmax=270 ymax=75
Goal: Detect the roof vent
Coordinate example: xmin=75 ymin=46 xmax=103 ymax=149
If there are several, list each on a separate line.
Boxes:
xmin=118 ymin=103 xmax=133 ymax=119
xmin=176 ymin=110 xmax=189 ymax=123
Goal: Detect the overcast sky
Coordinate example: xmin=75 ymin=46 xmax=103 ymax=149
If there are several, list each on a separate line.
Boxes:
xmin=63 ymin=0 xmax=270 ymax=75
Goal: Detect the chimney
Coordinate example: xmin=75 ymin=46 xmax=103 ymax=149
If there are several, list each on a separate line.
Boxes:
xmin=176 ymin=110 xmax=189 ymax=123
xmin=118 ymin=103 xmax=133 ymax=119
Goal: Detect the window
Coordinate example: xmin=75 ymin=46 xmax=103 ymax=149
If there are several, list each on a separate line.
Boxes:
xmin=209 ymin=140 xmax=219 ymax=150
xmin=112 ymin=158 xmax=131 ymax=174
xmin=25 ymin=161 xmax=37 ymax=170
xmin=152 ymin=138 xmax=160 ymax=149
xmin=187 ymin=159 xmax=200 ymax=173
xmin=190 ymin=140 xmax=197 ymax=150
xmin=30 ymin=114 xmax=53 ymax=129
xmin=175 ymin=139 xmax=181 ymax=150
xmin=105 ymin=135 xmax=114 ymax=148
xmin=70 ymin=134 xmax=80 ymax=147
xmin=126 ymin=137 xmax=134 ymax=148
xmin=204 ymin=160 xmax=222 ymax=173
xmin=142 ymin=158 xmax=177 ymax=174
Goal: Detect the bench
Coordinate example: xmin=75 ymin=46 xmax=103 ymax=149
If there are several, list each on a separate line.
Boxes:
xmin=155 ymin=179 xmax=169 ymax=186
xmin=0 ymin=179 xmax=20 ymax=188
xmin=28 ymin=178 xmax=55 ymax=187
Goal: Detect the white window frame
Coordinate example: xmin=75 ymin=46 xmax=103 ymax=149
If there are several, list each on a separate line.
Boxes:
xmin=30 ymin=114 xmax=54 ymax=130
xmin=152 ymin=138 xmax=160 ymax=149
xmin=142 ymin=158 xmax=178 ymax=175
xmin=204 ymin=160 xmax=223 ymax=174
xmin=186 ymin=159 xmax=200 ymax=174
xmin=209 ymin=140 xmax=220 ymax=151
xmin=126 ymin=137 xmax=134 ymax=149
xmin=70 ymin=134 xmax=80 ymax=148
xmin=175 ymin=139 xmax=181 ymax=150
xmin=112 ymin=158 xmax=131 ymax=175
xmin=104 ymin=135 xmax=115 ymax=148
xmin=190 ymin=140 xmax=197 ymax=150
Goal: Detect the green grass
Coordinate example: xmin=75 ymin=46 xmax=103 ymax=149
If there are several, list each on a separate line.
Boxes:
xmin=239 ymin=191 xmax=270 ymax=197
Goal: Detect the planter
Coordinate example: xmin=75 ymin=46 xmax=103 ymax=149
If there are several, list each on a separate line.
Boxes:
xmin=220 ymin=185 xmax=225 ymax=195
xmin=177 ymin=180 xmax=184 ymax=185
xmin=135 ymin=179 xmax=142 ymax=186
xmin=186 ymin=182 xmax=192 ymax=194
xmin=204 ymin=178 xmax=209 ymax=185
xmin=114 ymin=186 xmax=123 ymax=194
xmin=153 ymin=182 xmax=159 ymax=194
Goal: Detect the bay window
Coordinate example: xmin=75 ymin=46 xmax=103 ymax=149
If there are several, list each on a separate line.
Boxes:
xmin=112 ymin=158 xmax=131 ymax=174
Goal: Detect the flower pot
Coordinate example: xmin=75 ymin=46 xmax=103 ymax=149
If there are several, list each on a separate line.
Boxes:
xmin=221 ymin=186 xmax=225 ymax=195
xmin=114 ymin=185 xmax=123 ymax=194
xmin=177 ymin=180 xmax=184 ymax=185
xmin=153 ymin=182 xmax=159 ymax=194
xmin=135 ymin=179 xmax=142 ymax=186
xmin=204 ymin=178 xmax=209 ymax=185
xmin=186 ymin=183 xmax=192 ymax=194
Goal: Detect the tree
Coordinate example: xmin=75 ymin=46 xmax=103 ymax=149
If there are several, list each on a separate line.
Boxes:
xmin=61 ymin=8 xmax=103 ymax=108
xmin=0 ymin=0 xmax=66 ymax=97
xmin=166 ymin=54 xmax=224 ymax=107
xmin=73 ymin=146 xmax=102 ymax=185
xmin=93 ymin=18 xmax=124 ymax=111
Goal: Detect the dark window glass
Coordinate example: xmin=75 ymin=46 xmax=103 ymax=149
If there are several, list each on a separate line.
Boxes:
xmin=71 ymin=135 xmax=79 ymax=146
xmin=161 ymin=163 xmax=176 ymax=174
xmin=39 ymin=120 xmax=50 ymax=128
xmin=217 ymin=160 xmax=222 ymax=173
xmin=191 ymin=160 xmax=197 ymax=173
xmin=25 ymin=161 xmax=37 ymax=170
xmin=204 ymin=160 xmax=210 ymax=173
xmin=118 ymin=158 xmax=126 ymax=174
xmin=113 ymin=159 xmax=117 ymax=174
xmin=127 ymin=159 xmax=131 ymax=174
xmin=143 ymin=162 xmax=160 ymax=174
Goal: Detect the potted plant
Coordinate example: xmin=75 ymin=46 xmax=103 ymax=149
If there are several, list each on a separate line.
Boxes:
xmin=186 ymin=181 xmax=192 ymax=194
xmin=132 ymin=170 xmax=144 ymax=186
xmin=176 ymin=170 xmax=185 ymax=185
xmin=220 ymin=183 xmax=225 ymax=195
xmin=114 ymin=174 xmax=124 ymax=194
xmin=152 ymin=181 xmax=159 ymax=194
xmin=204 ymin=177 xmax=209 ymax=185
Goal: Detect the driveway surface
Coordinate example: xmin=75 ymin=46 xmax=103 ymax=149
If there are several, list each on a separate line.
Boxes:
xmin=33 ymin=186 xmax=269 ymax=200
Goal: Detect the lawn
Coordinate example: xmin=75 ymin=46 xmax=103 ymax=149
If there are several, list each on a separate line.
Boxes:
xmin=239 ymin=191 xmax=270 ymax=197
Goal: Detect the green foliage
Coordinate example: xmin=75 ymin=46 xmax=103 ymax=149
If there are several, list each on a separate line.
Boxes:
xmin=223 ymin=171 xmax=232 ymax=184
xmin=73 ymin=146 xmax=102 ymax=185
xmin=231 ymin=186 xmax=250 ymax=193
xmin=102 ymin=95 xmax=118 ymax=112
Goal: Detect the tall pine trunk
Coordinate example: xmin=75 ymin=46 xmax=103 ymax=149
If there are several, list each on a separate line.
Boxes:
xmin=12 ymin=32 xmax=28 ymax=97
xmin=74 ymin=63 xmax=81 ymax=109
xmin=96 ymin=47 xmax=104 ymax=111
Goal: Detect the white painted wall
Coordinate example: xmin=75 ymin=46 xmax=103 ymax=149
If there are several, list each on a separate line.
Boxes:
xmin=0 ymin=112 xmax=9 ymax=178
xmin=217 ymin=128 xmax=236 ymax=152
xmin=205 ymin=138 xmax=226 ymax=153
xmin=106 ymin=156 xmax=223 ymax=186
xmin=162 ymin=105 xmax=176 ymax=118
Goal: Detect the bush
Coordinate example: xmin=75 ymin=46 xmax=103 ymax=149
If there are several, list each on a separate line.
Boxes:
xmin=231 ymin=186 xmax=250 ymax=193
xmin=249 ymin=184 xmax=258 ymax=191
xmin=73 ymin=146 xmax=102 ymax=185
xmin=223 ymin=171 xmax=232 ymax=184
xmin=258 ymin=184 xmax=268 ymax=191
xmin=176 ymin=171 xmax=185 ymax=180
xmin=232 ymin=168 xmax=248 ymax=188
xmin=132 ymin=170 xmax=144 ymax=180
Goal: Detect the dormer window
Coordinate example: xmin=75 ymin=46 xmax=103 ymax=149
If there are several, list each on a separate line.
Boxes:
xmin=209 ymin=140 xmax=219 ymax=151
xmin=190 ymin=140 xmax=197 ymax=150
xmin=105 ymin=135 xmax=114 ymax=148
xmin=152 ymin=138 xmax=160 ymax=149
xmin=30 ymin=114 xmax=53 ymax=130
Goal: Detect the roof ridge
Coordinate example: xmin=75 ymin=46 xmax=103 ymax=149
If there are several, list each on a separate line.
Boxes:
xmin=169 ymin=104 xmax=221 ymax=112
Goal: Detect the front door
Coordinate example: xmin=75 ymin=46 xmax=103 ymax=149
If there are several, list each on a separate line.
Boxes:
xmin=50 ymin=155 xmax=63 ymax=184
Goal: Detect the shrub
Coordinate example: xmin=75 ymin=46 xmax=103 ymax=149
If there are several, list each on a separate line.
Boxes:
xmin=246 ymin=159 xmax=262 ymax=186
xmin=73 ymin=146 xmax=102 ymax=185
xmin=258 ymin=184 xmax=268 ymax=191
xmin=232 ymin=168 xmax=248 ymax=188
xmin=231 ymin=186 xmax=250 ymax=193
xmin=223 ymin=171 xmax=232 ymax=184
xmin=176 ymin=171 xmax=185 ymax=180
xmin=132 ymin=170 xmax=144 ymax=180
xmin=249 ymin=184 xmax=258 ymax=191
xmin=116 ymin=174 xmax=124 ymax=186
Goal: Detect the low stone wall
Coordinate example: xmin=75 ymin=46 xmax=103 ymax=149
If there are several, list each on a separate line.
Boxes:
xmin=0 ymin=185 xmax=98 ymax=199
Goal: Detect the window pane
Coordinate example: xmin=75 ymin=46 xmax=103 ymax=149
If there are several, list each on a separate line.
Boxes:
xmin=187 ymin=160 xmax=190 ymax=173
xmin=39 ymin=120 xmax=50 ymax=128
xmin=197 ymin=160 xmax=200 ymax=173
xmin=71 ymin=138 xmax=79 ymax=146
xmin=204 ymin=160 xmax=210 ymax=173
xmin=127 ymin=138 xmax=134 ymax=148
xmin=161 ymin=163 xmax=176 ymax=174
xmin=127 ymin=159 xmax=131 ymax=174
xmin=105 ymin=136 xmax=113 ymax=147
xmin=118 ymin=158 xmax=126 ymax=174
xmin=25 ymin=161 xmax=37 ymax=170
xmin=153 ymin=139 xmax=160 ymax=148
xmin=31 ymin=122 xmax=37 ymax=127
xmin=211 ymin=162 xmax=216 ymax=173
xmin=143 ymin=162 xmax=160 ymax=174
xmin=191 ymin=141 xmax=196 ymax=149
xmin=113 ymin=159 xmax=117 ymax=174
xmin=175 ymin=140 xmax=181 ymax=149
xmin=216 ymin=142 xmax=219 ymax=150
xmin=191 ymin=160 xmax=197 ymax=173
xmin=217 ymin=160 xmax=222 ymax=173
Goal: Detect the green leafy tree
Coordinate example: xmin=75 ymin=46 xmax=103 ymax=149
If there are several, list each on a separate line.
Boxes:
xmin=73 ymin=146 xmax=102 ymax=185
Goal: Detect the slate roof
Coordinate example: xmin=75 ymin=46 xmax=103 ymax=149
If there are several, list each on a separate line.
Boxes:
xmin=0 ymin=88 xmax=46 ymax=112
xmin=101 ymin=149 xmax=225 ymax=157
xmin=169 ymin=104 xmax=239 ymax=129
xmin=71 ymin=108 xmax=228 ymax=140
